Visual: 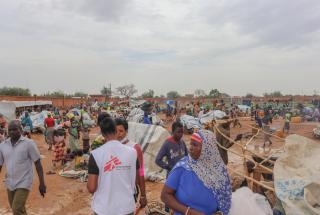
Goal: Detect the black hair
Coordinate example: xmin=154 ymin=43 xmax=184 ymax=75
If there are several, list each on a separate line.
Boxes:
xmin=83 ymin=148 xmax=89 ymax=154
xmin=172 ymin=120 xmax=183 ymax=132
xmin=99 ymin=117 xmax=116 ymax=136
xmin=97 ymin=112 xmax=111 ymax=126
xmin=114 ymin=118 xmax=128 ymax=131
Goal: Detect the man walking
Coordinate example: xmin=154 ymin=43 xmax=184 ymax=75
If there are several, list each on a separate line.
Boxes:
xmin=0 ymin=120 xmax=46 ymax=215
xmin=87 ymin=117 xmax=139 ymax=215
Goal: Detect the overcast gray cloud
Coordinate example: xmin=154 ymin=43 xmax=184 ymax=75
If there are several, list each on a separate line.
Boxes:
xmin=201 ymin=0 xmax=320 ymax=47
xmin=0 ymin=0 xmax=319 ymax=96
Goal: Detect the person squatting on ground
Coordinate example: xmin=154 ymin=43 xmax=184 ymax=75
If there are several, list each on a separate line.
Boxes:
xmin=87 ymin=117 xmax=140 ymax=215
xmin=115 ymin=118 xmax=147 ymax=208
xmin=0 ymin=120 xmax=46 ymax=215
xmin=161 ymin=130 xmax=232 ymax=215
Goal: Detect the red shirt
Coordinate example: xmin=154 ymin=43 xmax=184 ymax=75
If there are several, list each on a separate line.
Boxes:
xmin=44 ymin=117 xmax=55 ymax=128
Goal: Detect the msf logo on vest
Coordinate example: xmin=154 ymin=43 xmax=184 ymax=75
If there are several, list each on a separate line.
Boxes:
xmin=104 ymin=156 xmax=122 ymax=173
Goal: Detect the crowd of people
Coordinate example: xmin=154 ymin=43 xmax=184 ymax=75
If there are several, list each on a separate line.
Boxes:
xmin=1 ymin=98 xmax=313 ymax=215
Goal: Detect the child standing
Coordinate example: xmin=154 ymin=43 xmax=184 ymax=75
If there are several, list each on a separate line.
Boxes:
xmin=52 ymin=129 xmax=66 ymax=170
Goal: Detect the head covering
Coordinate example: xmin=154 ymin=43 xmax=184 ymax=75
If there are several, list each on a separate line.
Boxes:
xmin=173 ymin=130 xmax=232 ymax=214
xmin=141 ymin=102 xmax=153 ymax=111
xmin=191 ymin=133 xmax=202 ymax=143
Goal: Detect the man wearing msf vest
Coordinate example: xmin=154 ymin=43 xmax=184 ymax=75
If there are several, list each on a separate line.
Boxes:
xmin=87 ymin=117 xmax=140 ymax=215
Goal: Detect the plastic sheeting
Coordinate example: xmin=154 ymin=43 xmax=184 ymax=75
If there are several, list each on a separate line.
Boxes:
xmin=274 ymin=134 xmax=320 ymax=215
xmin=180 ymin=110 xmax=227 ymax=130
xmin=179 ymin=115 xmax=201 ymax=130
xmin=130 ymin=99 xmax=146 ymax=108
xmin=128 ymin=122 xmax=170 ymax=181
xmin=0 ymin=101 xmax=52 ymax=121
xmin=230 ymin=187 xmax=273 ymax=215
xmin=127 ymin=108 xmax=163 ymax=126
xmin=237 ymin=105 xmax=251 ymax=112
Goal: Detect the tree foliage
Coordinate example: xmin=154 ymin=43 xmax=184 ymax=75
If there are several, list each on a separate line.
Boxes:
xmin=245 ymin=93 xmax=255 ymax=98
xmin=141 ymin=89 xmax=154 ymax=98
xmin=263 ymin=91 xmax=283 ymax=97
xmin=43 ymin=91 xmax=67 ymax=97
xmin=0 ymin=87 xmax=31 ymax=96
xmin=194 ymin=89 xmax=206 ymax=97
xmin=116 ymin=84 xmax=137 ymax=98
xmin=167 ymin=91 xmax=180 ymax=99
xmin=74 ymin=91 xmax=88 ymax=97
xmin=100 ymin=86 xmax=112 ymax=98
xmin=208 ymin=88 xmax=229 ymax=98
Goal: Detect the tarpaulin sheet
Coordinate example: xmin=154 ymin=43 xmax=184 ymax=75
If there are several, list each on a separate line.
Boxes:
xmin=274 ymin=134 xmax=320 ymax=215
xmin=128 ymin=122 xmax=170 ymax=181
xmin=127 ymin=108 xmax=163 ymax=126
xmin=230 ymin=187 xmax=272 ymax=215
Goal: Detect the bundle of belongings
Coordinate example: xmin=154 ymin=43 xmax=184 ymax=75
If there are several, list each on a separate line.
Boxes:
xmin=313 ymin=125 xmax=320 ymax=139
xmin=127 ymin=107 xmax=163 ymax=126
xmin=274 ymin=134 xmax=320 ymax=215
xmin=180 ymin=110 xmax=227 ymax=133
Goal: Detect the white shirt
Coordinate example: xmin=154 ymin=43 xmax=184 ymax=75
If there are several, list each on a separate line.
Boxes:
xmin=91 ymin=140 xmax=137 ymax=215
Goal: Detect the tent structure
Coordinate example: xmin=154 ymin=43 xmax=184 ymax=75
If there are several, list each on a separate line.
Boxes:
xmin=274 ymin=135 xmax=320 ymax=215
xmin=0 ymin=100 xmax=52 ymax=121
xmin=128 ymin=122 xmax=170 ymax=181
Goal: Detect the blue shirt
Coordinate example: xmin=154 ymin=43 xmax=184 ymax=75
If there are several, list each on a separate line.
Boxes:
xmin=143 ymin=114 xmax=152 ymax=124
xmin=166 ymin=167 xmax=218 ymax=215
xmin=22 ymin=116 xmax=33 ymax=131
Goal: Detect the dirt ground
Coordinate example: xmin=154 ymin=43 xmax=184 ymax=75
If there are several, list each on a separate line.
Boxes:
xmin=0 ymin=118 xmax=319 ymax=215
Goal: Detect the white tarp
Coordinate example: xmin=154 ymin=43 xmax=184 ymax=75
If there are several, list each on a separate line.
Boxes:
xmin=313 ymin=126 xmax=320 ymax=138
xmin=237 ymin=105 xmax=251 ymax=112
xmin=274 ymin=134 xmax=320 ymax=215
xmin=230 ymin=187 xmax=273 ymax=215
xmin=180 ymin=115 xmax=201 ymax=130
xmin=0 ymin=101 xmax=16 ymax=121
xmin=180 ymin=110 xmax=227 ymax=130
xmin=199 ymin=110 xmax=227 ymax=124
xmin=127 ymin=108 xmax=163 ymax=126
xmin=130 ymin=99 xmax=146 ymax=108
xmin=128 ymin=122 xmax=170 ymax=181
xmin=0 ymin=101 xmax=52 ymax=121
xmin=68 ymin=109 xmax=95 ymax=127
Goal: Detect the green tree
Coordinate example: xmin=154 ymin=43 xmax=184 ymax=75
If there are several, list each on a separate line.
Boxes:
xmin=43 ymin=91 xmax=66 ymax=97
xmin=74 ymin=91 xmax=88 ymax=97
xmin=0 ymin=87 xmax=31 ymax=96
xmin=245 ymin=93 xmax=255 ymax=98
xmin=101 ymin=86 xmax=112 ymax=98
xmin=263 ymin=91 xmax=283 ymax=97
xmin=116 ymin=84 xmax=137 ymax=98
xmin=167 ymin=91 xmax=180 ymax=99
xmin=194 ymin=89 xmax=206 ymax=97
xmin=208 ymin=89 xmax=221 ymax=98
xmin=141 ymin=89 xmax=154 ymax=98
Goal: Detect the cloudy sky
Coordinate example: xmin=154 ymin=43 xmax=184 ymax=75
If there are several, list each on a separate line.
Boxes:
xmin=0 ymin=0 xmax=320 ymax=96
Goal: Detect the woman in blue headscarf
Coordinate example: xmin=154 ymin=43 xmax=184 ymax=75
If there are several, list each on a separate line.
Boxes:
xmin=161 ymin=130 xmax=232 ymax=215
